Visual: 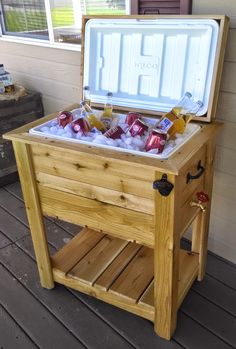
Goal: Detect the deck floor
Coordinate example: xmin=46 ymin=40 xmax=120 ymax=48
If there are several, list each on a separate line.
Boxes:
xmin=0 ymin=181 xmax=235 ymax=349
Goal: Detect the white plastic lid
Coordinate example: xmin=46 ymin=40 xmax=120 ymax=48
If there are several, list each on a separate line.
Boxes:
xmin=83 ymin=18 xmax=219 ymax=116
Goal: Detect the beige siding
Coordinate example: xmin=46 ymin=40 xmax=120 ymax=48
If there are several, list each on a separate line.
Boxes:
xmin=0 ymin=2 xmax=235 ymax=263
xmin=192 ymin=0 xmax=236 ymax=263
xmin=0 ymin=41 xmax=81 ymax=114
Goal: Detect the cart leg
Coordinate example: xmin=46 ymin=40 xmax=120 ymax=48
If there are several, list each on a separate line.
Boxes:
xmin=192 ymin=140 xmax=216 ymax=281
xmin=13 ymin=141 xmax=54 ymax=289
xmin=154 ymin=173 xmax=179 ymax=340
xmin=191 ymin=211 xmax=209 ymax=281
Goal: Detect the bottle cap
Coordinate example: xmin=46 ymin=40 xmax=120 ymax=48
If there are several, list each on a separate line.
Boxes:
xmin=196 ymin=100 xmax=204 ymax=108
xmin=83 ymin=86 xmax=90 ymax=91
xmin=184 ymin=92 xmax=192 ymax=98
xmin=107 ymin=92 xmax=113 ymax=97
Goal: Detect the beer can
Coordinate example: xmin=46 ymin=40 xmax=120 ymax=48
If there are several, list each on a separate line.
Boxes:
xmin=129 ymin=118 xmax=149 ymax=137
xmin=104 ymin=125 xmax=125 ymax=139
xmin=57 ymin=111 xmax=73 ymax=128
xmin=71 ymin=117 xmax=90 ymax=133
xmin=125 ymin=112 xmax=141 ymax=127
xmin=145 ymin=128 xmax=167 ymax=153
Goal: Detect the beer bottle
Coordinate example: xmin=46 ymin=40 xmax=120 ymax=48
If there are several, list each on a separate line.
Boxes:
xmin=168 ymin=100 xmax=204 ymax=138
xmin=83 ymin=86 xmax=91 ymax=106
xmin=157 ymin=92 xmax=192 ymax=132
xmin=80 ymin=100 xmax=106 ymax=132
xmin=101 ymin=92 xmax=113 ymax=129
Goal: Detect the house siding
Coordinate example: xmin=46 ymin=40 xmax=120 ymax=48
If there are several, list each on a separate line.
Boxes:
xmin=0 ymin=0 xmax=235 ymax=263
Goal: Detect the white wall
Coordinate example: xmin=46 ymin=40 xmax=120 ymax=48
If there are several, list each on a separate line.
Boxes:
xmin=0 ymin=1 xmax=235 ymax=263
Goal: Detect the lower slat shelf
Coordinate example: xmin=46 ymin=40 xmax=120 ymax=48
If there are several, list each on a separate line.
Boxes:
xmin=51 ymin=227 xmax=199 ymax=321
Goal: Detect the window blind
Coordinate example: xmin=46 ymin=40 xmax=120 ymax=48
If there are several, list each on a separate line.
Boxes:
xmin=0 ymin=0 xmax=48 ymax=38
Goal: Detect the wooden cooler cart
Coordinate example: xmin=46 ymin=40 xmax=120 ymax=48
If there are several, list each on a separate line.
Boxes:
xmin=4 ymin=15 xmax=229 ymax=340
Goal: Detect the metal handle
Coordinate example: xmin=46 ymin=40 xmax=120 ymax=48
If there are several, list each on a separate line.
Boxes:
xmin=186 ymin=160 xmax=205 ymax=184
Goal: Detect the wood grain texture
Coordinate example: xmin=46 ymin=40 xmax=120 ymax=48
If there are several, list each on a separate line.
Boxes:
xmin=38 ymin=185 xmax=155 ymax=247
xmin=154 ymin=172 xmax=179 ymax=339
xmin=94 ymin=242 xmax=142 ymax=291
xmin=12 ymin=142 xmax=54 ymax=289
xmin=109 ymin=246 xmax=154 ymax=303
xmin=52 ymin=228 xmax=105 ymax=274
xmin=69 ymin=236 xmax=128 ymax=285
xmin=36 ymin=172 xmax=154 ymax=214
xmin=31 ymin=144 xmax=154 ymax=198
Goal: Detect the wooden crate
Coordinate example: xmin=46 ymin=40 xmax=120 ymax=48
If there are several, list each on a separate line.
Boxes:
xmin=0 ymin=90 xmax=44 ymax=186
xmin=3 ymin=15 xmax=229 ymax=341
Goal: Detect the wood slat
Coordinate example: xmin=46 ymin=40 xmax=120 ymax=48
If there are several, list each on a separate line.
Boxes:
xmin=39 ymin=186 xmax=155 ymax=247
xmin=31 ymin=144 xmax=154 ymax=199
xmin=94 ymin=242 xmax=142 ymax=291
xmin=177 ymin=250 xmax=199 ymax=308
xmin=109 ymin=246 xmax=154 ymax=303
xmin=52 ymin=228 xmax=104 ymax=274
xmin=138 ymin=280 xmax=154 ymax=309
xmin=69 ymin=236 xmax=128 ymax=285
xmin=37 ymin=172 xmax=154 ymax=215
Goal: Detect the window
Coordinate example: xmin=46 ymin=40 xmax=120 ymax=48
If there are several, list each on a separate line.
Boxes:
xmin=0 ymin=0 xmax=129 ymax=46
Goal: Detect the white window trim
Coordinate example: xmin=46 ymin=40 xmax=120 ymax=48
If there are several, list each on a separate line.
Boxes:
xmin=0 ymin=0 xmax=131 ymax=51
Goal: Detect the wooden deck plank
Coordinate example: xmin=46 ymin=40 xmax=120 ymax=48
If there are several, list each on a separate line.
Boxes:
xmin=0 ymin=206 xmax=29 ymax=242
xmin=206 ymin=253 xmax=236 ymax=290
xmin=0 ymin=264 xmax=84 ymax=349
xmin=192 ymin=275 xmax=236 ymax=316
xmin=181 ymin=290 xmax=236 ymax=347
xmin=0 ymin=187 xmax=51 ymax=228
xmin=0 ymin=243 xmax=134 ymax=349
xmin=174 ymin=312 xmax=232 ymax=349
xmin=0 ymin=231 xmax=12 ymax=249
xmin=0 ymin=305 xmax=37 ymax=349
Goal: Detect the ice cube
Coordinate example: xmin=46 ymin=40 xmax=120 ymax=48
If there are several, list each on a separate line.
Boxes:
xmin=50 ymin=120 xmax=58 ymax=127
xmin=65 ymin=132 xmax=73 ymax=138
xmin=50 ymin=126 xmax=58 ymax=134
xmin=76 ymin=132 xmax=83 ymax=139
xmin=40 ymin=126 xmax=50 ymax=133
xmin=64 ymin=124 xmax=72 ymax=133
xmin=175 ymin=137 xmax=183 ymax=145
xmin=57 ymin=128 xmax=65 ymax=135
xmin=124 ymin=137 xmax=132 ymax=145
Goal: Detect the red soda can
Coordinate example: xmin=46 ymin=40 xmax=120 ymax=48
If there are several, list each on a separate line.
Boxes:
xmin=145 ymin=128 xmax=167 ymax=153
xmin=71 ymin=117 xmax=90 ymax=133
xmin=125 ymin=112 xmax=141 ymax=127
xmin=104 ymin=125 xmax=125 ymax=139
xmin=129 ymin=118 xmax=149 ymax=137
xmin=57 ymin=111 xmax=73 ymax=128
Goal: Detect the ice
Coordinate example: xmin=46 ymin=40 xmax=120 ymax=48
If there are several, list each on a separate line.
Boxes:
xmin=34 ymin=112 xmax=199 ymax=160
xmin=106 ymin=138 xmax=118 ymax=147
xmin=40 ymin=126 xmax=50 ymax=133
xmin=124 ymin=137 xmax=132 ymax=145
xmin=50 ymin=120 xmax=58 ymax=127
xmin=64 ymin=132 xmax=73 ymax=138
xmin=57 ymin=128 xmax=65 ymax=135
xmin=64 ymin=124 xmax=72 ymax=132
xmin=50 ymin=126 xmax=58 ymax=134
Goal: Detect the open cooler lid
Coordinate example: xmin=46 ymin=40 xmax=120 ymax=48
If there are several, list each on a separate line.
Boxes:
xmin=83 ymin=17 xmax=220 ymax=117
